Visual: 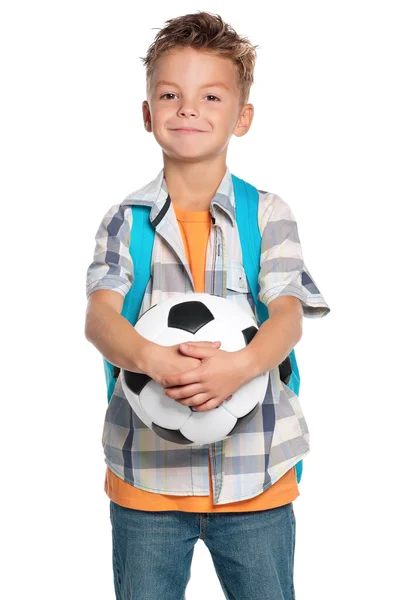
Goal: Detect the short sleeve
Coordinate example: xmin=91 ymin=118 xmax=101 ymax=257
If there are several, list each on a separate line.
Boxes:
xmin=86 ymin=203 xmax=134 ymax=299
xmin=257 ymin=192 xmax=330 ymax=318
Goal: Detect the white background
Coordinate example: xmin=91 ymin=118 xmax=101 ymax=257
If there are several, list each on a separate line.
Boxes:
xmin=1 ymin=1 xmax=397 ymax=598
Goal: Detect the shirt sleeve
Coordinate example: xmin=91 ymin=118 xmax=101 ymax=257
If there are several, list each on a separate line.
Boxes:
xmin=86 ymin=203 xmax=134 ymax=299
xmin=257 ymin=192 xmax=330 ymax=318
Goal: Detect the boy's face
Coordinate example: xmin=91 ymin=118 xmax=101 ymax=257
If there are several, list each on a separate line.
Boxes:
xmin=143 ymin=46 xmax=254 ymax=162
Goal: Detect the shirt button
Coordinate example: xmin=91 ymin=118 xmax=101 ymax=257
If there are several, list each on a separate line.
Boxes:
xmin=238 ymin=277 xmax=245 ymax=288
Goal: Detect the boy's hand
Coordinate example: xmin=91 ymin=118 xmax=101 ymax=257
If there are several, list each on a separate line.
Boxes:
xmin=161 ymin=343 xmax=250 ymax=412
xmin=144 ymin=340 xmax=222 ymax=388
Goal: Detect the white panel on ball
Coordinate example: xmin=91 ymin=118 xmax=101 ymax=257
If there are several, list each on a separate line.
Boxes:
xmin=180 ymin=405 xmax=238 ymax=446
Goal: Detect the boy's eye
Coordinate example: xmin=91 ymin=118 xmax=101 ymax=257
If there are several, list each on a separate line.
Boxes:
xmin=160 ymin=93 xmax=220 ymax=102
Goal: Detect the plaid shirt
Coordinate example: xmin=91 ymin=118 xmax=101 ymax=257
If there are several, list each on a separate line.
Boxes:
xmin=86 ymin=166 xmax=331 ymax=505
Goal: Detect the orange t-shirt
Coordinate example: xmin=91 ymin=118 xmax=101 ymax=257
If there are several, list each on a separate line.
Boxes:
xmin=105 ymin=202 xmax=299 ymax=511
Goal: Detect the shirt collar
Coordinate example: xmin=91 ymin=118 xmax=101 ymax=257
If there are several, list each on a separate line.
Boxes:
xmin=121 ymin=165 xmax=236 ymax=226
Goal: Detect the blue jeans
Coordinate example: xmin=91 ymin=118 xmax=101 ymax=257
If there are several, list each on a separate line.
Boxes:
xmin=109 ymin=500 xmax=296 ymax=600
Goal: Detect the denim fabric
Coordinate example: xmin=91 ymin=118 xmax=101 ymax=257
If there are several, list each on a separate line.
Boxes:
xmin=109 ymin=500 xmax=296 ymax=600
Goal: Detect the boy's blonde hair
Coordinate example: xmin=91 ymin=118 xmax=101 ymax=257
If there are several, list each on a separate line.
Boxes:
xmin=140 ymin=11 xmax=259 ymax=107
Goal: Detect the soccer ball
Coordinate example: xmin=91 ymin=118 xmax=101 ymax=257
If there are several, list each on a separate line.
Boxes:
xmin=120 ymin=293 xmax=269 ymax=447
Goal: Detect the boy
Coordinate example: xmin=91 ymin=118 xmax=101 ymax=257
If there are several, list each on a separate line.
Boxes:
xmin=85 ymin=11 xmax=330 ymax=600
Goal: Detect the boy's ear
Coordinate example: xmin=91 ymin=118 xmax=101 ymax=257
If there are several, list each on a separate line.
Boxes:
xmin=142 ymin=101 xmax=152 ymax=132
xmin=234 ymin=104 xmax=254 ymax=137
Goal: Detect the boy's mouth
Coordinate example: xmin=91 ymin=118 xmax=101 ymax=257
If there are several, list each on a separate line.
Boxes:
xmin=171 ymin=128 xmax=205 ymax=134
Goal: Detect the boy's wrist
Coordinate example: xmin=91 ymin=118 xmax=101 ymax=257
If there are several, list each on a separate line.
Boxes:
xmin=234 ymin=347 xmax=263 ymax=383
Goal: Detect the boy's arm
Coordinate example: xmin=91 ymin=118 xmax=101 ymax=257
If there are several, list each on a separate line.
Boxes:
xmin=85 ymin=289 xmax=153 ymax=375
xmin=84 ymin=203 xmax=154 ymax=374
xmin=236 ymin=295 xmax=303 ymax=380
xmin=237 ymin=191 xmax=331 ymax=381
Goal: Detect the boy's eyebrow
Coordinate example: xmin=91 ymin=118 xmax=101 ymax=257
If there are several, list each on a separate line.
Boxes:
xmin=155 ymin=80 xmax=229 ymax=90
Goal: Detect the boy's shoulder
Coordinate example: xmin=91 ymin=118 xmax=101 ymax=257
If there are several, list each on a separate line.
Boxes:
xmin=256 ymin=189 xmax=297 ymax=225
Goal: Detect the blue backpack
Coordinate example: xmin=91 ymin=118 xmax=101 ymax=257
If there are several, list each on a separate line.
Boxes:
xmin=103 ymin=174 xmax=303 ymax=483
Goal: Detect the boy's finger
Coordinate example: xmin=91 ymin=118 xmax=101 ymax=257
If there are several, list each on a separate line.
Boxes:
xmin=179 ymin=344 xmax=219 ymax=356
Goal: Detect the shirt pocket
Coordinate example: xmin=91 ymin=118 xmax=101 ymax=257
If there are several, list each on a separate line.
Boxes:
xmin=226 ymin=260 xmax=249 ymax=293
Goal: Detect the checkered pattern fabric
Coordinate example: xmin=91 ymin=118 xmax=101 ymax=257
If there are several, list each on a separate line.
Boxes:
xmin=86 ymin=166 xmax=330 ymax=505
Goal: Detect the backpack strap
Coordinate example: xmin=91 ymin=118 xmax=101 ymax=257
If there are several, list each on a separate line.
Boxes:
xmin=103 ymin=205 xmax=154 ymax=403
xmin=231 ymin=174 xmax=303 ymax=483
xmin=121 ymin=206 xmax=154 ymax=326
xmin=231 ymin=174 xmax=270 ymax=324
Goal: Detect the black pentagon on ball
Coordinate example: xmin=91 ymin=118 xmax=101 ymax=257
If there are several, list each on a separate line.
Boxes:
xmin=227 ymin=402 xmax=261 ymax=436
xmin=123 ymin=371 xmax=151 ymax=395
xmin=242 ymin=325 xmax=258 ymax=345
xmin=168 ymin=301 xmax=215 ymax=334
xmin=151 ymin=423 xmax=195 ymax=445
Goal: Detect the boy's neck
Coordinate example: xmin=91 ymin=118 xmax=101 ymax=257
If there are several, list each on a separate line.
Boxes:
xmin=163 ymin=156 xmax=227 ymax=211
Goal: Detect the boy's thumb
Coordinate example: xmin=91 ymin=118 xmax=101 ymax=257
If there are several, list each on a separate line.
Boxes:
xmin=179 ymin=342 xmax=219 ymax=355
